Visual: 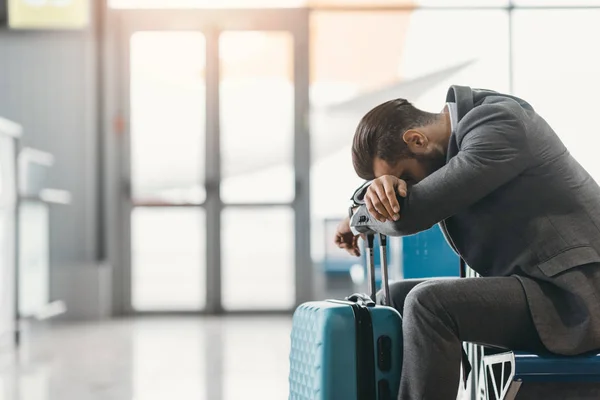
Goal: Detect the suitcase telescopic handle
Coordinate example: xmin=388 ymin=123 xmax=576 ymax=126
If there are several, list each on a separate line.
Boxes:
xmin=366 ymin=234 xmax=376 ymax=301
xmin=365 ymin=233 xmax=391 ymax=306
xmin=379 ymin=234 xmax=391 ymax=306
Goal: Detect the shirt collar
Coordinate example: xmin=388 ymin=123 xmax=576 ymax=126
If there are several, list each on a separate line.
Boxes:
xmin=446 ymin=101 xmax=458 ymax=134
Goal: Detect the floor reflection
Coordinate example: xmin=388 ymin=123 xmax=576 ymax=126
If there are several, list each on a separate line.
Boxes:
xmin=0 ymin=316 xmax=292 ymax=400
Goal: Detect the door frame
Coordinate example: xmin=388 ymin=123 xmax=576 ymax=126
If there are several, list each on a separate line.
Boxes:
xmin=103 ymin=8 xmax=311 ymax=315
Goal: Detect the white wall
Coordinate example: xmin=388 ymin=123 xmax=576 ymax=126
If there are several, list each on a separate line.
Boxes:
xmin=0 ymin=133 xmax=17 ymax=349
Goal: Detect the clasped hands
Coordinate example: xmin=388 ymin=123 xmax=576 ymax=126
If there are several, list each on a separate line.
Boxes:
xmin=335 ymin=175 xmax=408 ymax=257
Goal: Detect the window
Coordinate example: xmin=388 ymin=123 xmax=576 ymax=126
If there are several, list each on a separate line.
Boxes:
xmin=513 ymin=9 xmax=600 ymax=180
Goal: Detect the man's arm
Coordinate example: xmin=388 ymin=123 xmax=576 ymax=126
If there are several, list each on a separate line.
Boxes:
xmin=353 ymin=103 xmax=532 ymax=236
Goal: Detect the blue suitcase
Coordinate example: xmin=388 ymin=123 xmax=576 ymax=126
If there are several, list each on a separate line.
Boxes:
xmin=289 ymin=234 xmax=403 ymax=400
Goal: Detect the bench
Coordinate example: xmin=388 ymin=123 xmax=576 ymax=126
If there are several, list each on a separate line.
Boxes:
xmin=479 ymin=350 xmax=600 ymax=399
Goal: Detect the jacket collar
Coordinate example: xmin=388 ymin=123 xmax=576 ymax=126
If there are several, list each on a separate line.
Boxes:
xmin=446 ymin=85 xmax=474 ymax=123
xmin=444 ymin=85 xmax=474 ymax=163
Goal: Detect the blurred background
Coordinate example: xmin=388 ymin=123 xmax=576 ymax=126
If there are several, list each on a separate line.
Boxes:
xmin=0 ymin=0 xmax=600 ymax=399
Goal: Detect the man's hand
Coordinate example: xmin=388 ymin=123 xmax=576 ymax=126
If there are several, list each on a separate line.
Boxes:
xmin=334 ymin=216 xmax=361 ymax=257
xmin=365 ymin=175 xmax=408 ymax=222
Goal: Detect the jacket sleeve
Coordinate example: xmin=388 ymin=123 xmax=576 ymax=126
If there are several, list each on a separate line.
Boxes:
xmin=351 ymin=103 xmax=532 ymax=237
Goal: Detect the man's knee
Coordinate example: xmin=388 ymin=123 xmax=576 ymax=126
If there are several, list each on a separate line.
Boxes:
xmin=377 ymin=279 xmax=427 ymax=313
xmin=404 ymin=280 xmax=447 ymax=318
xmin=403 ymin=280 xmax=462 ymax=335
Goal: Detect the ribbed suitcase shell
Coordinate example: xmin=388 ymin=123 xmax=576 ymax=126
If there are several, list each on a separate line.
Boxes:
xmin=289 ymin=300 xmax=402 ymax=400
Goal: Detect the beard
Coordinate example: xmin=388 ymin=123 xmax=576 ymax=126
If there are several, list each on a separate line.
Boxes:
xmin=412 ymin=147 xmax=447 ymax=178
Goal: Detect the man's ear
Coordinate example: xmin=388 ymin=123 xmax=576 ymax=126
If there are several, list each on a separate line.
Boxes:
xmin=402 ymin=129 xmax=428 ymax=154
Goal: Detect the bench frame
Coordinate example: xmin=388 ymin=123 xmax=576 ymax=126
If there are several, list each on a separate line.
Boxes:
xmin=477 ymin=351 xmax=522 ymax=400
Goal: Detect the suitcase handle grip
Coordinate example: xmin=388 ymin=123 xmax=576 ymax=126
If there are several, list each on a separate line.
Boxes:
xmin=346 ymin=293 xmax=376 ymax=307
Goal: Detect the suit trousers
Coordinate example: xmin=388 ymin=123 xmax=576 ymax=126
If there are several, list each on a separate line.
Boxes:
xmin=377 ymin=277 xmax=548 ymax=400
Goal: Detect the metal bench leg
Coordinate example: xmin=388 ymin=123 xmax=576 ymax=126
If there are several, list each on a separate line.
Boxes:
xmin=502 ymin=380 xmax=522 ymax=400
xmin=478 ymin=352 xmax=517 ymax=400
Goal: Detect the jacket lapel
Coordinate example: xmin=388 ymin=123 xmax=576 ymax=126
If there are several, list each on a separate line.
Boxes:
xmin=440 ymin=85 xmax=476 ymax=254
xmin=439 ymin=220 xmax=459 ymax=254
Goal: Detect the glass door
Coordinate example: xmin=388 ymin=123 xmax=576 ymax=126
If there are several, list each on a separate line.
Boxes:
xmin=113 ymin=9 xmax=310 ymax=313
xmin=219 ymin=31 xmax=296 ymax=311
xmin=129 ymin=30 xmax=208 ymax=311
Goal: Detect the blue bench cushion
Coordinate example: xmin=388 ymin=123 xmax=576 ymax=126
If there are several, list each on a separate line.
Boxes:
xmin=514 ymin=352 xmax=600 ymax=382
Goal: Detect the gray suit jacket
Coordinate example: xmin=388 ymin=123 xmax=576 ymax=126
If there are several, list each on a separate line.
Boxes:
xmin=351 ymin=85 xmax=600 ymax=355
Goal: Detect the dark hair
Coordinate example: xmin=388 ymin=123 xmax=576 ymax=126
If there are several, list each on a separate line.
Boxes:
xmin=352 ymin=99 xmax=439 ymax=180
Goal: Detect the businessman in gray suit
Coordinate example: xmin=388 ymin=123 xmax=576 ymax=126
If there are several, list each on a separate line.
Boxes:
xmin=334 ymin=85 xmax=600 ymax=399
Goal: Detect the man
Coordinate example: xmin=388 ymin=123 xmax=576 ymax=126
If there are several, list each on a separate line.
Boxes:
xmin=334 ymin=85 xmax=600 ymax=399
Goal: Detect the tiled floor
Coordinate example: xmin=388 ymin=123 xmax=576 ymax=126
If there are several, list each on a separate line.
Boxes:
xmin=0 ymin=317 xmax=292 ymax=400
